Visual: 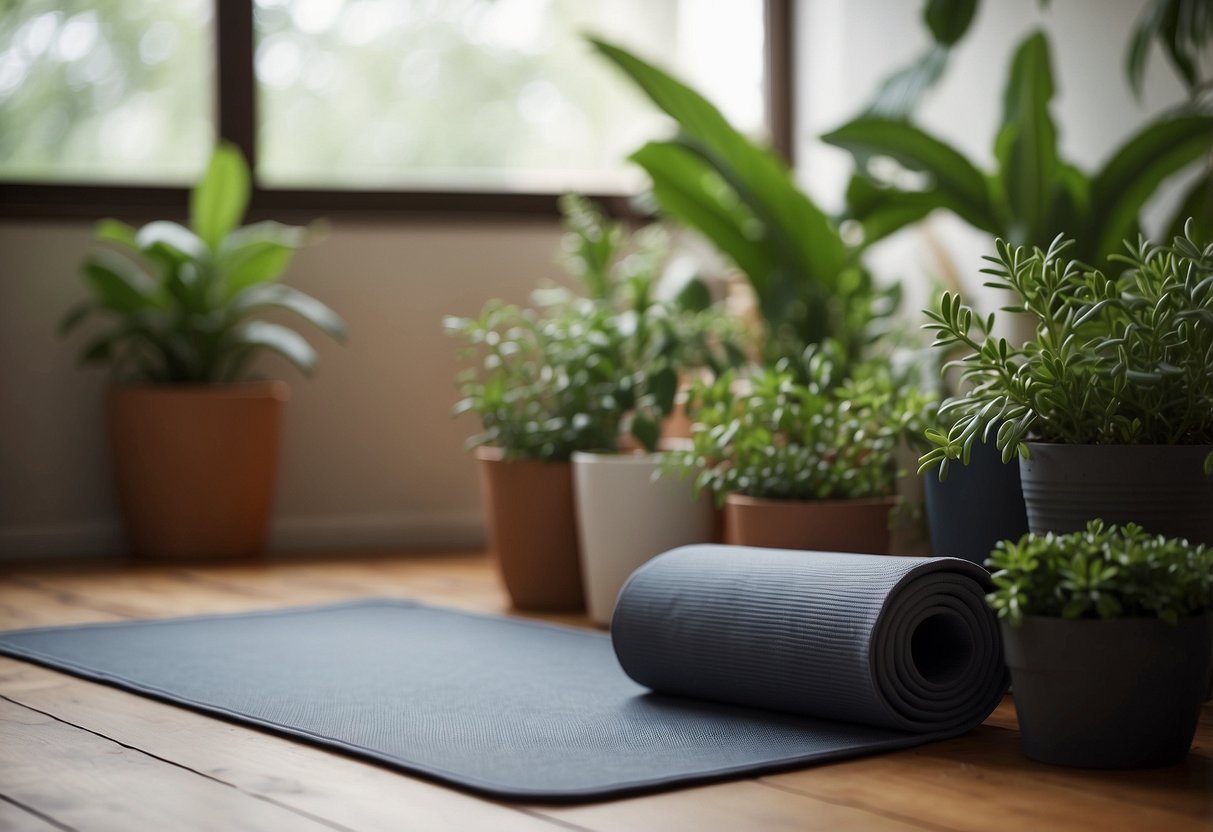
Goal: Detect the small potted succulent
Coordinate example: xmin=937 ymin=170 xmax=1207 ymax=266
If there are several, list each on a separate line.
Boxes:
xmin=60 ymin=143 xmax=346 ymax=559
xmin=667 ymin=348 xmax=927 ymax=553
xmin=988 ymin=521 xmax=1213 ymax=768
xmin=919 ymin=223 xmax=1213 ymax=543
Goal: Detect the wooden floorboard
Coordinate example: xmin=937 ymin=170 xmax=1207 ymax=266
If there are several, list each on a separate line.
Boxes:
xmin=1 ymin=552 xmax=1210 ymax=831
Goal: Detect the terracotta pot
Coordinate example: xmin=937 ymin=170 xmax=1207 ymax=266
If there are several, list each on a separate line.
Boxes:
xmin=723 ymin=494 xmax=897 ymax=553
xmin=106 ymin=382 xmax=288 ymax=559
xmin=476 ymin=447 xmax=584 ymax=611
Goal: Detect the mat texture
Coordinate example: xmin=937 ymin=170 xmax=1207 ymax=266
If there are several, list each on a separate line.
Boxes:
xmin=0 ymin=546 xmax=1008 ymax=801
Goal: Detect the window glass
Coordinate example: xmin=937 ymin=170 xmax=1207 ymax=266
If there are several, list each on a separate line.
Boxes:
xmin=0 ymin=0 xmax=214 ymax=184
xmin=254 ymin=0 xmax=766 ymax=192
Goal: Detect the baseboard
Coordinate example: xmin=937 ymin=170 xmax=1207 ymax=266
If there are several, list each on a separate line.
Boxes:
xmin=0 ymin=510 xmax=487 ymax=561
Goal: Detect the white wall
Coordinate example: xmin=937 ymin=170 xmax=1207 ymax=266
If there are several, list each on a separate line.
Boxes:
xmin=0 ymin=221 xmax=567 ymax=557
xmin=0 ymin=0 xmax=1198 ymax=558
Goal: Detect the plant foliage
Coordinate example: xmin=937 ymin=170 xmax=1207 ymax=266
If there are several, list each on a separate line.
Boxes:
xmin=823 ymin=30 xmax=1213 ymax=265
xmin=987 ymin=520 xmax=1213 ymax=627
xmin=61 ymin=143 xmax=346 ymax=382
xmin=918 ymin=221 xmax=1213 ymax=479
xmin=664 ymin=347 xmax=930 ymax=504
xmin=589 ymin=38 xmax=899 ymax=365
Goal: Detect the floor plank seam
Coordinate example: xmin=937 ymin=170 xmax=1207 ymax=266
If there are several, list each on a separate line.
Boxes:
xmin=0 ymin=694 xmax=359 ymax=832
xmin=7 ymin=578 xmax=141 ymax=621
xmin=0 ymin=793 xmax=76 ymax=832
xmin=756 ymin=778 xmax=960 ymax=832
xmin=516 ymin=807 xmax=599 ymax=831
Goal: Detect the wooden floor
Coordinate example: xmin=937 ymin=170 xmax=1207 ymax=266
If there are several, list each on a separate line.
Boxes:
xmin=0 ymin=551 xmax=1209 ymax=832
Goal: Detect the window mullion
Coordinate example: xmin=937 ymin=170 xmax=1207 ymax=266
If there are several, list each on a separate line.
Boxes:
xmin=215 ymin=0 xmax=258 ymax=176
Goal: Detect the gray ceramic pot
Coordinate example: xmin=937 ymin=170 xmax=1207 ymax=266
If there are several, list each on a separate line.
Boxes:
xmin=1001 ymin=614 xmax=1213 ymax=769
xmin=1019 ymin=443 xmax=1213 ymax=544
xmin=924 ymin=439 xmax=1028 ymax=566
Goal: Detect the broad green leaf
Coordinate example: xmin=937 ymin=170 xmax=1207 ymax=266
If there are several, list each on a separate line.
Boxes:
xmin=862 ymin=46 xmax=950 ymax=121
xmin=630 ymin=141 xmax=779 ymax=296
xmin=995 ymin=31 xmax=1061 ymax=247
xmin=674 ymin=275 xmax=712 ymax=313
xmin=592 ymin=39 xmax=847 ymax=299
xmin=1088 ymin=112 xmax=1213 ymax=261
xmin=822 ymin=117 xmax=997 ymax=231
xmin=843 ymin=174 xmax=941 ymax=248
xmin=220 ymin=220 xmax=308 ymax=253
xmin=191 ymin=142 xmax=251 ymax=251
xmin=94 ymin=219 xmax=138 ymax=250
xmin=230 ymin=283 xmax=348 ymax=341
xmin=82 ymin=251 xmax=159 ymax=314
xmin=225 ymin=320 xmax=318 ymax=376
xmin=630 ymin=412 xmax=660 ymax=452
xmin=925 ymin=0 xmax=978 ymax=45
xmin=135 ymin=221 xmax=209 ymax=263
xmin=222 ymin=242 xmax=296 ymax=297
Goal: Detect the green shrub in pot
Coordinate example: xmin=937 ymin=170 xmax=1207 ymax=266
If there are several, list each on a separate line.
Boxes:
xmin=59 ymin=142 xmax=346 ymax=559
xmin=664 ymin=348 xmax=930 ymax=553
xmin=987 ymin=521 xmax=1213 ymax=768
xmin=918 ymin=222 xmax=1213 ymax=541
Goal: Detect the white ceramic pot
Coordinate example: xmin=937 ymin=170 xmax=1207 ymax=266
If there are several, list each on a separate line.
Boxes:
xmin=572 ymin=451 xmax=716 ymax=625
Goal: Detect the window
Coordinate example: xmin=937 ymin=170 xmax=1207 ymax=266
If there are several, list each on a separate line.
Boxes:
xmin=0 ymin=1 xmax=793 ymax=218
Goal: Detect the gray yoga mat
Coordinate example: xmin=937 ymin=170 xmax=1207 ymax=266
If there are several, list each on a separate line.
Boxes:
xmin=0 ymin=546 xmax=1008 ymax=801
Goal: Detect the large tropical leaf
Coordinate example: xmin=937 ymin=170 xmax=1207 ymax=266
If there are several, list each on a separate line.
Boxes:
xmin=993 ymin=31 xmax=1061 ymax=248
xmin=1164 ymin=170 xmax=1213 ymax=240
xmin=629 ymin=141 xmax=780 ymax=296
xmin=822 ymin=118 xmax=997 ymax=232
xmin=135 ymin=221 xmax=209 ymax=264
xmin=223 ymin=320 xmax=318 ymax=377
xmin=1127 ymin=0 xmax=1213 ymax=98
xmin=231 ymin=283 xmax=348 ymax=341
xmin=843 ymin=174 xmax=944 ymax=248
xmin=1088 ymin=112 xmax=1213 ymax=261
xmin=82 ymin=251 xmax=160 ymax=314
xmin=191 ymin=142 xmax=251 ymax=251
xmin=591 ymin=39 xmax=848 ymax=304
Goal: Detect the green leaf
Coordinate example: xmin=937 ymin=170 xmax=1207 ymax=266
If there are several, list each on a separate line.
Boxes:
xmin=94 ymin=219 xmax=138 ymax=250
xmin=630 ymin=412 xmax=661 ymax=453
xmin=843 ymin=174 xmax=941 ymax=248
xmin=135 ymin=221 xmax=209 ymax=263
xmin=822 ymin=117 xmax=997 ymax=232
xmin=1163 ymin=170 xmax=1213 ymax=242
xmin=925 ymin=0 xmax=978 ymax=45
xmin=994 ymin=31 xmax=1061 ymax=247
xmin=861 ymin=46 xmax=950 ymax=121
xmin=649 ymin=366 xmax=679 ymax=415
xmin=224 ymin=320 xmax=318 ymax=377
xmin=674 ymin=275 xmax=712 ymax=313
xmin=219 ymin=221 xmax=309 ymax=297
xmin=82 ymin=251 xmax=159 ymax=313
xmin=1088 ymin=113 xmax=1213 ymax=262
xmin=230 ymin=283 xmax=348 ymax=341
xmin=191 ymin=142 xmax=251 ymax=251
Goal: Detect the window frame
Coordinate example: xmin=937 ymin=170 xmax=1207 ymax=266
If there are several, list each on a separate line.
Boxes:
xmin=0 ymin=0 xmax=795 ymax=222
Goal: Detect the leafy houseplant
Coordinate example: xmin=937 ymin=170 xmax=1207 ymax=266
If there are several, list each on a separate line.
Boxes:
xmin=61 ymin=142 xmax=346 ymax=559
xmin=988 ymin=521 xmax=1213 ymax=768
xmin=665 ymin=350 xmax=928 ymax=553
xmin=445 ymin=197 xmax=741 ymax=614
xmin=590 ymin=39 xmax=900 ymax=367
xmin=918 ymin=223 xmax=1213 ymax=542
xmin=824 ymin=29 xmax=1213 ymax=266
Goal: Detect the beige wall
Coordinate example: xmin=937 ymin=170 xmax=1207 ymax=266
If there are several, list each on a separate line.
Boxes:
xmin=0 ymin=220 xmax=566 ymax=557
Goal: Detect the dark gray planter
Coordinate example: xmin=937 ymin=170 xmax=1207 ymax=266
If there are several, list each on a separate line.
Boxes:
xmin=924 ymin=439 xmax=1028 ymax=566
xmin=1019 ymin=443 xmax=1213 ymax=544
xmin=1002 ymin=614 xmax=1213 ymax=769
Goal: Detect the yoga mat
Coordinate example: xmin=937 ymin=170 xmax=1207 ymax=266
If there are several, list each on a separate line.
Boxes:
xmin=0 ymin=546 xmax=1008 ymax=801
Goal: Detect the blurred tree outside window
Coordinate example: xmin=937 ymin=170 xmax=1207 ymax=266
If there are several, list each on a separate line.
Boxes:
xmin=0 ymin=0 xmax=213 ymax=183
xmin=0 ymin=0 xmax=767 ymax=194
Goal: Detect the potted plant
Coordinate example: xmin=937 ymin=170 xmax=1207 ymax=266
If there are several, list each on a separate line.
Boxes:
xmin=552 ymin=195 xmax=743 ymax=624
xmin=919 ymin=223 xmax=1213 ymax=543
xmin=667 ymin=348 xmax=928 ymax=553
xmin=59 ymin=143 xmax=346 ymax=559
xmin=987 ymin=520 xmax=1213 ymax=768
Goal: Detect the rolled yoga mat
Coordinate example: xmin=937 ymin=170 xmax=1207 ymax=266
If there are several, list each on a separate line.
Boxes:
xmin=0 ymin=546 xmax=1007 ymax=801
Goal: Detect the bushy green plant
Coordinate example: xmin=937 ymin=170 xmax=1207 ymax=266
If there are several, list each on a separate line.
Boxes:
xmin=589 ymin=39 xmax=899 ymax=366
xmin=987 ymin=520 xmax=1213 ymax=626
xmin=824 ymin=29 xmax=1213 ymax=264
xmin=665 ymin=348 xmax=930 ymax=505
xmin=445 ymin=301 xmax=634 ymax=460
xmin=918 ymin=222 xmax=1213 ymax=478
xmin=60 ymin=143 xmax=346 ymax=382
